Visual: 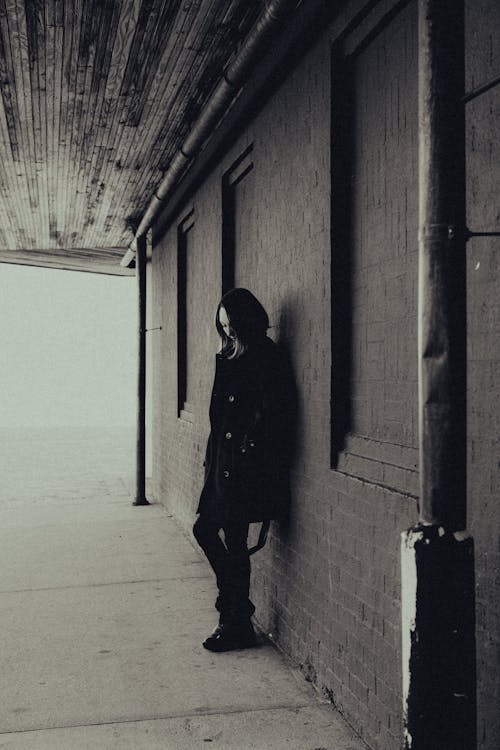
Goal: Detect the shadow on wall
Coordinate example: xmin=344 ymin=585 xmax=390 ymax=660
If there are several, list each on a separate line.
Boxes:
xmin=331 ymin=47 xmax=354 ymax=465
xmin=273 ymin=296 xmax=301 ymax=532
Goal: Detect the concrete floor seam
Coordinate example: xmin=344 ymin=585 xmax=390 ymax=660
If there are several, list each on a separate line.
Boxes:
xmin=0 ymin=574 xmax=211 ymax=596
xmin=0 ymin=702 xmax=314 ymax=736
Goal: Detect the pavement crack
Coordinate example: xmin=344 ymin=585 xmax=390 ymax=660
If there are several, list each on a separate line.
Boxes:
xmin=0 ymin=574 xmax=211 ymax=596
xmin=0 ymin=703 xmax=314 ymax=736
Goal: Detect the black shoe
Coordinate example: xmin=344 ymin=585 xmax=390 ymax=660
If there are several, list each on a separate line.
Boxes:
xmin=202 ymin=621 xmax=256 ymax=652
xmin=207 ymin=621 xmax=223 ymax=639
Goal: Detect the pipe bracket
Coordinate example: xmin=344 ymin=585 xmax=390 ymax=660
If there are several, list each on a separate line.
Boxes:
xmin=465 ymin=228 xmax=500 ymax=241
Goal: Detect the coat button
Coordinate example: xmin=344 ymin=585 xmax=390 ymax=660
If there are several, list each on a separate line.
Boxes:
xmin=223 ymin=470 xmax=230 ymax=478
xmin=225 ymin=432 xmax=232 ymax=439
xmin=228 ymin=394 xmax=235 ymax=402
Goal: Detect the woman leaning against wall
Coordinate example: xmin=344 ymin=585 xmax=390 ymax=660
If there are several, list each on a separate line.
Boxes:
xmin=193 ymin=287 xmax=295 ymax=652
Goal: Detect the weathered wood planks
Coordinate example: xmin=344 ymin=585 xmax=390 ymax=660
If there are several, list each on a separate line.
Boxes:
xmin=0 ymin=0 xmax=262 ymax=269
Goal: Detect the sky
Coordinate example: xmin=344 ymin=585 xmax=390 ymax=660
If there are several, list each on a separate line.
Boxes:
xmin=0 ymin=264 xmax=137 ymax=429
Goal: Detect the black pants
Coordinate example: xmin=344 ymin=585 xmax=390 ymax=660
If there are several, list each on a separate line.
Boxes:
xmin=193 ymin=514 xmax=254 ymax=622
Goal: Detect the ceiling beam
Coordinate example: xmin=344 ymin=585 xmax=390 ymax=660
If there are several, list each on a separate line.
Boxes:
xmin=0 ymin=249 xmax=135 ymax=277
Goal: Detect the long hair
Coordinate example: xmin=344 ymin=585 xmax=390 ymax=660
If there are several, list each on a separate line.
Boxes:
xmin=216 ymin=288 xmax=269 ymax=360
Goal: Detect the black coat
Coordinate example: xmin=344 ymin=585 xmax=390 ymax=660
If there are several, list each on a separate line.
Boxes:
xmin=198 ymin=336 xmax=295 ymax=524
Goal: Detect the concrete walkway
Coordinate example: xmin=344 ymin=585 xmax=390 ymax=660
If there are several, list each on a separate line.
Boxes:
xmin=0 ymin=475 xmax=365 ymax=749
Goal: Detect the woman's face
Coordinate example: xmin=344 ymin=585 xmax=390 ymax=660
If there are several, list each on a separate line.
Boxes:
xmin=218 ymin=306 xmax=234 ymax=339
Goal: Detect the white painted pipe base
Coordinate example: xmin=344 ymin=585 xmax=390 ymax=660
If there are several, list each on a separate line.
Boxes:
xmin=401 ymin=525 xmax=476 ymax=750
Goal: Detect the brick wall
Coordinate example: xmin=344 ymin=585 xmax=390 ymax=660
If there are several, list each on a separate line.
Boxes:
xmin=150 ymin=1 xmax=499 ymax=748
xmin=347 ymin=4 xmax=418 ymax=448
xmin=332 ymin=2 xmax=419 ymax=502
xmin=151 ymin=182 xmax=223 ymax=530
xmin=465 ymin=2 xmax=500 ymax=747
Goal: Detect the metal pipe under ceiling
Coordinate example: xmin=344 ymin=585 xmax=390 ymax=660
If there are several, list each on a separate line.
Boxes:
xmin=121 ymin=0 xmax=302 ymax=267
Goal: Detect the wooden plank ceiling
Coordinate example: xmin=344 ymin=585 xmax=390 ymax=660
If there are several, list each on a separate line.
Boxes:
xmin=0 ymin=0 xmax=262 ymax=275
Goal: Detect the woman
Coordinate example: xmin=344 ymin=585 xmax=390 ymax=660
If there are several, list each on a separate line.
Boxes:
xmin=193 ymin=288 xmax=295 ymax=652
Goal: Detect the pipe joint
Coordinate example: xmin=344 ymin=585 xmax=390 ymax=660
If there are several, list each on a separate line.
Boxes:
xmin=264 ymin=0 xmax=300 ymax=22
xmin=222 ymin=71 xmax=238 ymax=88
xmin=420 ymin=223 xmax=466 ymax=242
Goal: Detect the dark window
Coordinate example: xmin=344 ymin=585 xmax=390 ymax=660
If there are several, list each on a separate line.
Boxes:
xmin=177 ymin=210 xmax=195 ymax=420
xmin=330 ymin=3 xmax=419 ymax=498
xmin=222 ymin=145 xmax=254 ymax=294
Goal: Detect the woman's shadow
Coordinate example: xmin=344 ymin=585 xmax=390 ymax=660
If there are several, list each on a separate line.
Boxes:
xmin=272 ymin=296 xmax=301 ymax=533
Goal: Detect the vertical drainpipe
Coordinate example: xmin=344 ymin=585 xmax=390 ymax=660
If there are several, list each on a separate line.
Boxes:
xmin=133 ymin=233 xmax=150 ymax=506
xmin=401 ymin=1 xmax=476 ymax=748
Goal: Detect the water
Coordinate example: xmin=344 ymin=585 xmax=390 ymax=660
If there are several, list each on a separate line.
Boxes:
xmin=0 ymin=426 xmax=136 ymax=503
